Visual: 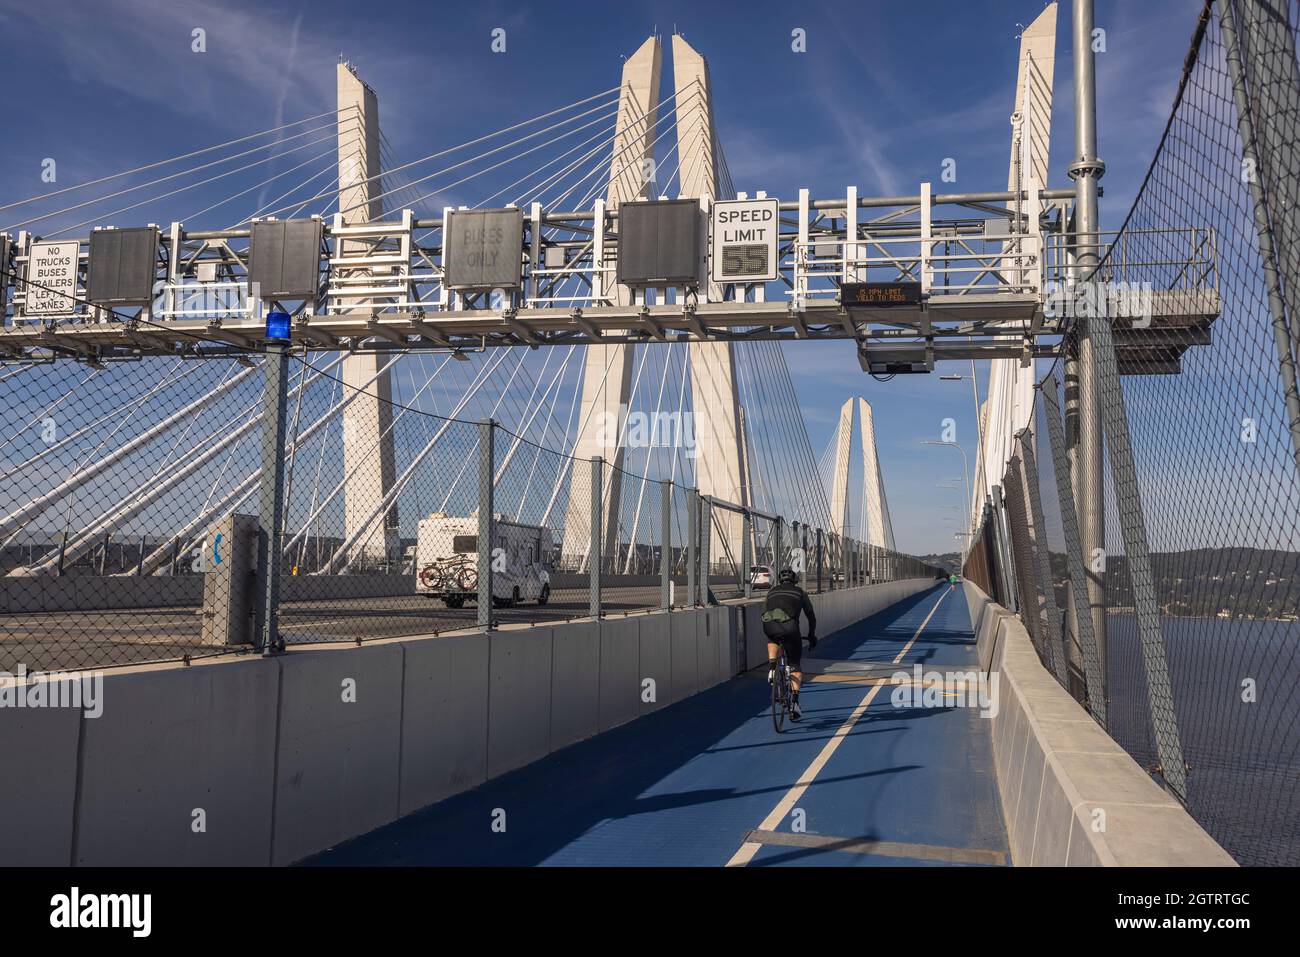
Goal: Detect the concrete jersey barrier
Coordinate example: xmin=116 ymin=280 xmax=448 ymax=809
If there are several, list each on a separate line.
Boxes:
xmin=961 ymin=581 xmax=1236 ymax=867
xmin=1 ymin=578 xmax=936 ymax=866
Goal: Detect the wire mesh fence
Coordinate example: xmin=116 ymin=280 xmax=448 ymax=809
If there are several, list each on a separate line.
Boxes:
xmin=0 ymin=355 xmax=268 ymax=672
xmin=273 ymin=355 xmax=486 ymax=644
xmin=964 ymin=0 xmax=1300 ymax=865
xmin=599 ymin=459 xmax=664 ymax=617
xmin=1 ymin=345 xmax=945 ymax=678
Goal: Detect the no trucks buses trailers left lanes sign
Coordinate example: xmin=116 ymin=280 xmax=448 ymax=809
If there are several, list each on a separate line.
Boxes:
xmin=25 ymin=241 xmax=80 ymax=315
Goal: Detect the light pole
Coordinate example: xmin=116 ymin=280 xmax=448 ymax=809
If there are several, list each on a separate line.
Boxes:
xmin=922 ymin=440 xmax=971 ymax=546
xmin=939 ymin=503 xmax=965 ymax=549
xmin=937 ymin=363 xmax=985 ymax=504
xmin=258 ymin=308 xmax=292 ymax=655
xmin=1071 ymin=0 xmax=1107 ymax=700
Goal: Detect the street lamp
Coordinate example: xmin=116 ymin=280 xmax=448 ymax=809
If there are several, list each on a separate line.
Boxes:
xmin=922 ymin=440 xmax=970 ymax=512
xmin=937 ymin=362 xmax=984 ymax=459
xmin=923 ymin=439 xmax=972 ymax=551
xmin=938 ymin=358 xmax=985 ymax=536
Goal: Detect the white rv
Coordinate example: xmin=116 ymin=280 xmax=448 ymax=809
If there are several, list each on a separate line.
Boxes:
xmin=415 ymin=511 xmax=552 ymax=608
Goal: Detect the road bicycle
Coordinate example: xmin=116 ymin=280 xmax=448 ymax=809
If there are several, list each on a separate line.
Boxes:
xmin=771 ymin=642 xmax=793 ymax=733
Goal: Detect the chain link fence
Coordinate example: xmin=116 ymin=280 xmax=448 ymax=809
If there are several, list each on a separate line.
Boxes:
xmin=965 ymin=0 xmax=1300 ymax=866
xmin=0 ymin=354 xmax=268 ymax=672
xmin=2 ymin=345 xmax=944 ymax=677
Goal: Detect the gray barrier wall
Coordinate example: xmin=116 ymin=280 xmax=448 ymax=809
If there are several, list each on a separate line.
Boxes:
xmin=2 ymin=578 xmax=936 ymax=866
xmin=1 ymin=574 xmax=204 ymax=612
xmin=961 ymin=582 xmax=1236 ymax=867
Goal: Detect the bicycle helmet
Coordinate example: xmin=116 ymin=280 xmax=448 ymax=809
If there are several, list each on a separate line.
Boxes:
xmin=778 ymin=568 xmax=799 ymax=585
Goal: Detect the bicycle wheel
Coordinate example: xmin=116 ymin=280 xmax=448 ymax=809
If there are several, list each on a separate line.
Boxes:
xmin=772 ymin=660 xmax=786 ymax=733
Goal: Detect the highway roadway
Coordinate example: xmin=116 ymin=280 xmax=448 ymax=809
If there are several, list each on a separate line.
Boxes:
xmin=0 ymin=585 xmax=673 ymax=672
xmin=304 ymin=583 xmax=1010 ymax=866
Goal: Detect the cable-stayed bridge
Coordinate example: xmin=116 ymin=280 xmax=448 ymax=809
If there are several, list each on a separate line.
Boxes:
xmin=0 ymin=0 xmax=1296 ymax=872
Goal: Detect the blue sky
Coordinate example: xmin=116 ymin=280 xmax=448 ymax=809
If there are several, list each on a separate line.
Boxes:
xmin=0 ymin=0 xmax=1207 ymax=554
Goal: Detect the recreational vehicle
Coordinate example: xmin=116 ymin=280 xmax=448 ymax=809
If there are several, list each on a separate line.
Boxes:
xmin=415 ymin=511 xmax=552 ymax=608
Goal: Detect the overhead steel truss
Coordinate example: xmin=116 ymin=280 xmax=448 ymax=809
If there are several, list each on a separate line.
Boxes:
xmin=0 ymin=184 xmax=1220 ymax=371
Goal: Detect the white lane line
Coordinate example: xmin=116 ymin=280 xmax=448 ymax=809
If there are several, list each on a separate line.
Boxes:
xmin=725 ymin=587 xmax=949 ymax=867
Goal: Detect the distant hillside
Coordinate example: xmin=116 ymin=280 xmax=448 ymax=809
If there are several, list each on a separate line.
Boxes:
xmin=917 ymin=552 xmax=961 ymax=575
xmin=1036 ymin=547 xmax=1300 ymax=620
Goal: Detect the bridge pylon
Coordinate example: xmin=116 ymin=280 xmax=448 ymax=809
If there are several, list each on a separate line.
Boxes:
xmin=673 ymin=34 xmax=750 ymax=573
xmin=828 ymin=397 xmax=894 ymax=550
xmin=973 ymin=3 xmax=1054 ymax=535
xmin=336 ymin=63 xmax=398 ymax=567
xmin=562 ymin=35 xmax=663 ymax=570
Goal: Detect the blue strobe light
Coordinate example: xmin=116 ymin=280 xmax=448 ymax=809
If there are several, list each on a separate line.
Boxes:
xmin=265 ymin=309 xmax=292 ymax=342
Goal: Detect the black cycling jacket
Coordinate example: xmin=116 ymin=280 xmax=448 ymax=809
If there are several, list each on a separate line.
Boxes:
xmin=762 ymin=582 xmax=817 ymax=640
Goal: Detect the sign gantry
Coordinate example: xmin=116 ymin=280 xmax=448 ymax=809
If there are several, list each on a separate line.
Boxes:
xmin=0 ymin=184 xmax=1218 ymax=375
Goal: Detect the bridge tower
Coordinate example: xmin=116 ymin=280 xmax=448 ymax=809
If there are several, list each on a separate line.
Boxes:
xmin=673 ymin=33 xmax=750 ymax=569
xmin=975 ymin=4 xmax=1055 ymax=532
xmin=336 ymin=63 xmax=398 ymax=565
xmin=977 ymin=3 xmax=1055 ymax=535
xmin=829 ymin=397 xmax=894 ymax=549
xmin=562 ymin=36 xmax=663 ymax=568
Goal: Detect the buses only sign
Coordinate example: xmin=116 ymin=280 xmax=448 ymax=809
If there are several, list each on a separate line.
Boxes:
xmin=711 ymin=198 xmax=778 ymax=283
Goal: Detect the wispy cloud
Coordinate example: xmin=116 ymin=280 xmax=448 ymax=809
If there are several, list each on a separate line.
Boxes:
xmin=0 ymin=0 xmax=333 ymax=122
xmin=0 ymin=0 xmax=440 ymax=130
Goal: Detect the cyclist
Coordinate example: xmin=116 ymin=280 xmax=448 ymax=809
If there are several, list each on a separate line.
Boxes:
xmin=762 ymin=568 xmax=817 ymax=720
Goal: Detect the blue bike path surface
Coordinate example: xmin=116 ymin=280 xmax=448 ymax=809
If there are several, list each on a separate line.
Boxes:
xmin=304 ymin=583 xmax=1009 ymax=867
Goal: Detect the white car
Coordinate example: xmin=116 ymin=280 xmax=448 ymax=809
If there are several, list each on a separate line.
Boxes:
xmin=749 ymin=564 xmax=774 ymax=588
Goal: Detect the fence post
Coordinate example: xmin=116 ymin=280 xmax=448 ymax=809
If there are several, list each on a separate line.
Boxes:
xmin=590 ymin=456 xmax=602 ymax=619
xmin=1217 ymin=0 xmax=1300 ymax=482
xmin=991 ymin=484 xmax=1019 ymax=613
xmin=741 ymin=509 xmax=753 ymax=598
xmin=698 ymin=495 xmax=712 ymax=606
xmin=1041 ymin=375 xmax=1107 ymax=723
xmin=660 ymin=479 xmax=671 ymax=609
xmin=686 ymin=488 xmax=698 ymax=607
xmin=773 ymin=517 xmax=783 ymax=582
xmin=1087 ymin=285 xmax=1189 ymax=800
xmin=799 ymin=524 xmax=808 ymax=583
xmin=815 ymin=528 xmax=824 ymax=592
xmin=1015 ymin=429 xmax=1069 ymax=688
xmin=478 ymin=420 xmax=496 ymax=632
xmin=256 ymin=340 xmax=290 ymax=653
